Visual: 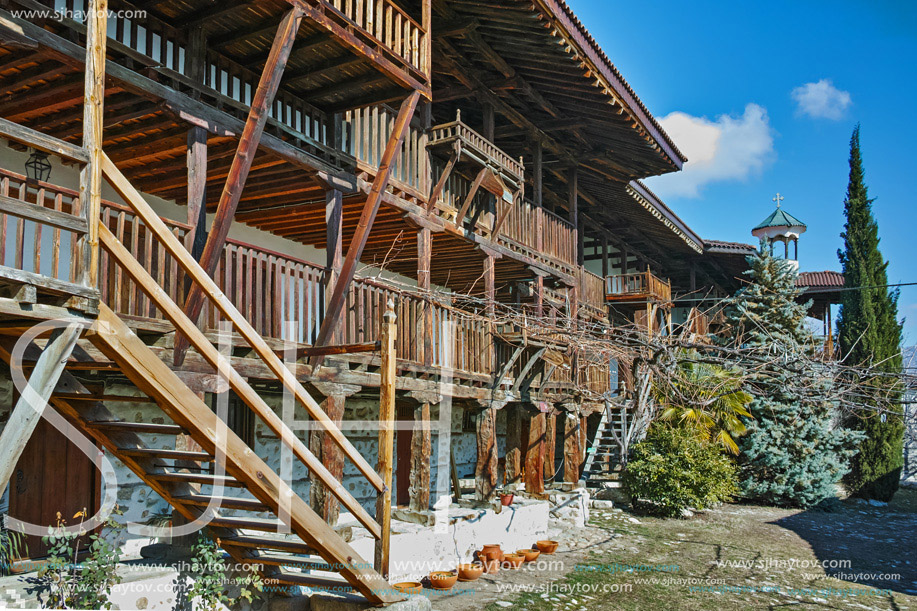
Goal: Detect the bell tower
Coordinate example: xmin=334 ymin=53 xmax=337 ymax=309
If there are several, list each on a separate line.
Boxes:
xmin=751 ymin=193 xmax=807 ymax=270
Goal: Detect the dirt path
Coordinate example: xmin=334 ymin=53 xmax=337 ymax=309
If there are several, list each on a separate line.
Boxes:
xmin=421 ymin=489 xmax=917 ymax=610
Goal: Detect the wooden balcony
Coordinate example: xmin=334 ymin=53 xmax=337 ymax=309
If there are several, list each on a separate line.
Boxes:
xmin=427 ymin=114 xmax=525 ymax=187
xmin=605 ymin=271 xmax=672 ymax=303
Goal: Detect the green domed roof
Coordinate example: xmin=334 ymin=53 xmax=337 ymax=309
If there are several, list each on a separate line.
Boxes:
xmin=753 ymin=207 xmax=806 ymax=231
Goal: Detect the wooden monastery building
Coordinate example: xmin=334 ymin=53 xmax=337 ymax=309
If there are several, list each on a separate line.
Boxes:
xmin=0 ymin=0 xmax=776 ymax=603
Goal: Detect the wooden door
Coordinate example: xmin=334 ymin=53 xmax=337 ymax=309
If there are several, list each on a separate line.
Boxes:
xmin=395 ymin=403 xmax=413 ymax=506
xmin=8 ymin=418 xmax=98 ymax=558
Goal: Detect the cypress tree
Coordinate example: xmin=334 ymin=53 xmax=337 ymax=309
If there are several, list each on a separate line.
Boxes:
xmin=837 ymin=125 xmax=905 ymax=502
xmin=724 ymin=246 xmax=862 ymax=507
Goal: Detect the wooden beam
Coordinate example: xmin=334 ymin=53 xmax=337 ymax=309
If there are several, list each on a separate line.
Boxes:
xmin=544 ymin=412 xmax=556 ymax=482
xmin=455 ymin=167 xmax=487 ymax=227
xmin=0 ymin=117 xmax=89 ymax=164
xmin=505 ymin=404 xmax=521 ymax=486
xmin=0 ymin=324 xmax=83 ymax=498
xmin=375 ymin=303 xmax=396 ymax=578
xmin=564 ymin=411 xmax=581 ymax=486
xmin=310 ymin=391 xmax=347 ymax=525
xmin=78 ymin=0 xmax=107 ymax=288
xmin=326 ymin=187 xmax=343 ymax=343
xmin=310 ymin=91 xmax=420 ymax=361
xmin=417 ymin=226 xmax=432 ymax=366
xmin=425 ymin=141 xmax=460 ymax=212
xmin=178 ymin=7 xmax=304 ymax=363
xmin=0 ymin=194 xmax=87 ymax=234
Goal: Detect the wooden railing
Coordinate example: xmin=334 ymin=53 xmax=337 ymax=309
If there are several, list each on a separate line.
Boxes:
xmin=578 ymin=268 xmax=605 ymax=315
xmin=342 ymin=105 xmax=428 ymax=198
xmin=428 ymin=115 xmax=524 ymax=184
xmin=605 ymin=271 xmax=672 ymax=303
xmin=540 ymin=207 xmax=577 ymax=270
xmin=326 ymin=0 xmax=428 ymax=75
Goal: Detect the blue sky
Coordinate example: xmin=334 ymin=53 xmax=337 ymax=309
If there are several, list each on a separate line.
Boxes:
xmin=568 ymin=0 xmax=917 ymax=344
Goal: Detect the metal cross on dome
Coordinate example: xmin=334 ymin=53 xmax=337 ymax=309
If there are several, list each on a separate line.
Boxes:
xmin=773 ymin=192 xmax=784 ymax=208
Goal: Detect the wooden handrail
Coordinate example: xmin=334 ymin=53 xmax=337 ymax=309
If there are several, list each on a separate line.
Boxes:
xmin=99 ymin=154 xmax=386 ymax=489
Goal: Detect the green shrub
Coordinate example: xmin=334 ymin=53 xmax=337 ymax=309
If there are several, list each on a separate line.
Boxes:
xmin=622 ymin=426 xmax=738 ymax=517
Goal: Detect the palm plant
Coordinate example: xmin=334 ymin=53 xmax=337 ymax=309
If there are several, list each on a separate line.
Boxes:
xmin=655 ymin=354 xmax=753 ymax=454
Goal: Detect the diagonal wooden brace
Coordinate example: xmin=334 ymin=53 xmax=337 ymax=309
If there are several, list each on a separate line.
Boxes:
xmin=175 ymin=6 xmax=303 ymax=366
xmin=309 ymin=91 xmax=421 ymax=366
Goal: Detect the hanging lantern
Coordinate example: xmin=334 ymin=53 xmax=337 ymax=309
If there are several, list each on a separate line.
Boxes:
xmin=25 ymin=150 xmax=52 ymax=183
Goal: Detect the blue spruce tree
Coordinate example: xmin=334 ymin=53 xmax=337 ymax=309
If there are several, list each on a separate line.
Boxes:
xmin=724 ymin=244 xmax=863 ymax=507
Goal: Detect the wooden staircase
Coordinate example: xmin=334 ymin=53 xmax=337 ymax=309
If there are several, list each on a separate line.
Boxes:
xmin=0 ymin=153 xmax=403 ymax=604
xmin=582 ymin=404 xmax=627 ymax=488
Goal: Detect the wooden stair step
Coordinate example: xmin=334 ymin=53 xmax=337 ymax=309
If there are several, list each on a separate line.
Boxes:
xmin=249 ymin=552 xmax=336 ymax=572
xmin=149 ymin=471 xmax=244 ymax=487
xmin=120 ymin=448 xmax=213 ymax=461
xmin=221 ymin=535 xmax=315 ymax=556
xmin=85 ymin=421 xmax=184 ymax=435
xmin=174 ymin=493 xmax=268 ymax=512
xmin=53 ymin=392 xmax=157 ymax=403
xmin=272 ymin=570 xmax=354 ymax=591
xmin=210 ymin=515 xmax=288 ymax=532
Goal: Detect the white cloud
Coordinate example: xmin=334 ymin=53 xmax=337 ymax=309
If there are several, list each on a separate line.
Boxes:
xmin=791 ymin=79 xmax=852 ymax=120
xmin=645 ymin=104 xmax=775 ymax=199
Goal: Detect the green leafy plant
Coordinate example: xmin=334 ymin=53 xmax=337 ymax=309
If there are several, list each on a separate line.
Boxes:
xmin=0 ymin=526 xmax=28 ymax=575
xmin=187 ymin=533 xmax=263 ymax=611
xmin=655 ymin=354 xmax=753 ymax=454
xmin=39 ymin=507 xmax=123 ymax=610
xmin=622 ymin=425 xmax=739 ymax=517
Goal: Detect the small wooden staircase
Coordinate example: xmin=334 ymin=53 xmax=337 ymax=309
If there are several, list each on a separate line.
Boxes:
xmin=2 ymin=154 xmax=402 ymax=604
xmin=582 ymin=404 xmax=627 ymax=490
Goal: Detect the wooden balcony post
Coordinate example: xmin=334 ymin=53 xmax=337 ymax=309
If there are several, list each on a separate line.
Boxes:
xmin=563 ymin=409 xmax=581 ymax=488
xmin=79 ymin=0 xmax=108 ymax=288
xmin=533 ymin=139 xmax=543 ymax=208
xmin=482 ymin=101 xmax=495 ymax=142
xmin=568 ymin=165 xmax=582 ymax=266
xmin=184 ymin=25 xmax=207 ymax=260
xmin=544 ymin=410 xmax=556 ymax=482
xmin=375 ymin=301 xmax=396 ymax=577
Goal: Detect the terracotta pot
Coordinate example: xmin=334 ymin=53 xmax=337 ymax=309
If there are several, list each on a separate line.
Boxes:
xmin=480 ymin=544 xmax=502 ymax=556
xmin=517 ymin=548 xmax=541 ymax=562
xmin=503 ymin=553 xmax=525 ymax=569
xmin=429 ymin=571 xmax=458 ymax=590
xmin=483 ymin=557 xmax=500 ymax=574
xmin=478 ymin=545 xmax=502 ymax=563
xmin=536 ymin=540 xmax=559 ymax=554
xmin=500 ymin=493 xmax=514 ymax=506
xmin=393 ymin=581 xmax=423 ymax=594
xmin=457 ymin=563 xmax=484 ymax=582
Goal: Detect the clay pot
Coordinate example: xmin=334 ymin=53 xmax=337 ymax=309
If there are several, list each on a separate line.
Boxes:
xmin=480 ymin=544 xmax=502 ymax=557
xmin=429 ymin=571 xmax=458 ymax=590
xmin=503 ymin=553 xmax=525 ymax=569
xmin=393 ymin=581 xmax=423 ymax=594
xmin=499 ymin=493 xmax=514 ymax=506
xmin=457 ymin=563 xmax=484 ymax=582
xmin=483 ymin=557 xmax=501 ymax=574
xmin=517 ymin=548 xmax=541 ymax=562
xmin=536 ymin=540 xmax=559 ymax=554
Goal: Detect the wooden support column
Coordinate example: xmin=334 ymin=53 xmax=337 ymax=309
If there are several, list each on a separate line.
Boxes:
xmin=544 ymin=411 xmax=556 ymax=482
xmin=186 ymin=128 xmax=208 ymax=260
xmin=178 ymin=7 xmax=303 ymax=357
xmin=375 ymin=302 xmax=396 ymax=577
xmin=601 ymin=235 xmax=609 ymax=278
xmin=533 ymin=139 xmax=543 ymax=207
xmin=504 ymin=404 xmax=521 ymax=487
xmin=309 ymin=383 xmax=359 ymax=525
xmin=569 ymin=165 xmax=582 ymax=266
xmin=484 ymin=254 xmax=496 ymax=371
xmin=0 ymin=324 xmax=83 ymax=498
xmin=312 ymin=92 xmax=421 ymax=362
xmin=418 ymin=226 xmax=432 ymax=366
xmin=78 ymin=0 xmax=107 ymax=287
xmin=482 ymin=101 xmax=495 ymax=142
xmin=475 ymin=407 xmax=498 ymax=501
xmin=326 ymin=187 xmax=343 ymax=343
xmin=184 ymin=25 xmax=207 ymax=259
xmin=563 ymin=410 xmax=581 ymax=487
xmin=690 ymin=262 xmax=697 ymax=292
xmin=409 ymin=401 xmax=432 ymax=511
xmin=524 ymin=408 xmax=546 ymax=495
